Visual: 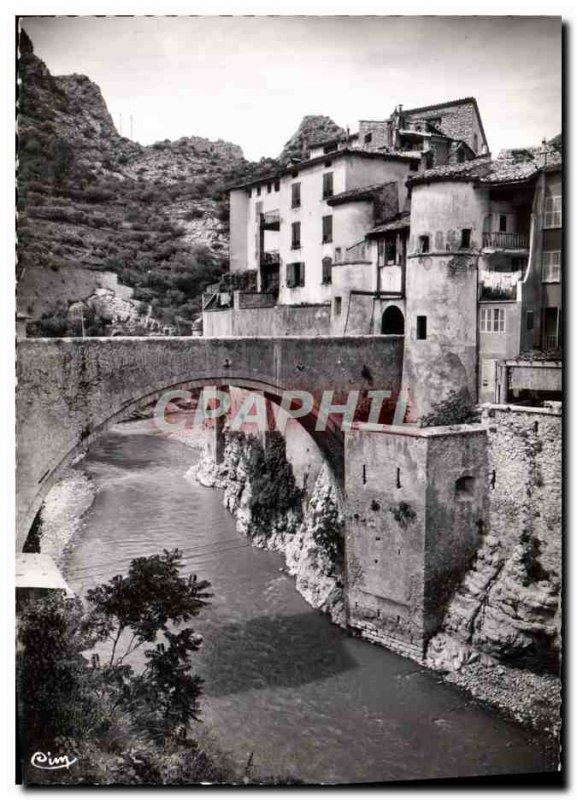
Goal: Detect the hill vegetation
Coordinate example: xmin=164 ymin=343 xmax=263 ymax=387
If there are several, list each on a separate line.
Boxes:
xmin=19 ymin=30 xmax=337 ymax=335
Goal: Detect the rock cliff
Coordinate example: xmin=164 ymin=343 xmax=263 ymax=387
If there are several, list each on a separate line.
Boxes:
xmin=18 ymin=30 xmax=344 ymax=334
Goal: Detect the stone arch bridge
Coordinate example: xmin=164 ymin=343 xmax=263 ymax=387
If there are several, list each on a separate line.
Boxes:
xmin=16 ymin=335 xmax=404 ymax=552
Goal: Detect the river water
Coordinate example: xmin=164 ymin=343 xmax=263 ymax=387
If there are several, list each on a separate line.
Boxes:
xmin=62 ymin=423 xmax=556 ymax=785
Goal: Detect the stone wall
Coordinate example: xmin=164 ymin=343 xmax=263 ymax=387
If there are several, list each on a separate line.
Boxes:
xmin=344 ymin=423 xmax=487 ymax=658
xmin=203 ymin=303 xmax=331 ymax=337
xmin=427 ymin=404 xmax=561 ymax=673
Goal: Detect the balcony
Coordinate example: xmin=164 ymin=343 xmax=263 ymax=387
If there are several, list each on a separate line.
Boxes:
xmin=482 ymin=232 xmax=529 ymax=250
xmin=260 ymin=210 xmax=281 ymax=231
xmin=261 ymin=250 xmax=280 ymax=266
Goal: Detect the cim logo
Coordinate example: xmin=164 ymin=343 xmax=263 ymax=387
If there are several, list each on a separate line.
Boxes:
xmin=30 ymin=751 xmax=78 ymax=771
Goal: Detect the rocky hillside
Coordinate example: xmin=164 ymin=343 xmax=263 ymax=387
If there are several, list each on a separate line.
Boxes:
xmin=17 ymin=30 xmax=346 ymax=336
xmin=278 ymin=115 xmax=346 ymax=163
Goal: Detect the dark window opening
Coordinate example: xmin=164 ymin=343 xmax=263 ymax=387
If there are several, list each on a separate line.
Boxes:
xmin=396 ymin=468 xmax=401 ymax=489
xmin=324 ymin=159 xmax=333 ymax=168
xmin=322 ymin=256 xmax=332 ymax=285
xmin=323 ymin=172 xmax=334 ymax=199
xmin=257 ymin=186 xmax=261 ymax=196
xmin=291 ymin=221 xmax=301 ymax=249
xmin=419 ymin=235 xmax=430 ymax=253
xmin=499 ymin=214 xmax=507 ymax=233
xmin=460 ymin=228 xmax=471 ymax=249
xmin=274 ymin=179 xmax=280 ymax=192
xmin=291 ymin=170 xmax=299 ymax=178
xmin=381 ymin=305 xmax=405 ymax=335
xmin=364 ymin=132 xmax=373 ymax=144
xmin=385 ymin=236 xmax=397 ymax=265
xmin=410 ymin=161 xmax=419 ymax=171
xmin=526 ymin=310 xmax=535 ymax=331
xmin=291 ymin=182 xmax=301 ymax=209
xmin=416 ymin=315 xmax=427 ymax=340
xmin=286 ymin=262 xmax=305 ymax=288
xmin=267 ymin=183 xmax=272 ymax=193
xmin=455 ymin=475 xmax=475 ymax=501
xmin=334 ymin=296 xmax=342 ymax=316
xmin=322 ymin=214 xmax=333 ymax=243
xmin=457 ymin=148 xmax=466 ymax=164
xmin=490 ymin=470 xmax=496 ymax=489
xmin=362 ymin=464 xmax=367 ymax=485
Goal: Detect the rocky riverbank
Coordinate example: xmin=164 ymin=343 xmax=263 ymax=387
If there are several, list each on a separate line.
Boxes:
xmin=192 ymin=432 xmax=346 ymax=626
xmin=192 ymin=429 xmax=561 ymax=743
xmin=38 ymin=466 xmax=96 ymax=566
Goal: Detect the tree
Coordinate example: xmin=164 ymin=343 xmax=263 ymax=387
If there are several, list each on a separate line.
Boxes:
xmin=85 ymin=548 xmax=211 ymax=667
xmin=18 ymin=549 xmax=212 ymax=779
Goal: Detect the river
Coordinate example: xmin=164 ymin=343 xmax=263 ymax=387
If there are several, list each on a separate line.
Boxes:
xmin=61 ymin=423 xmax=557 ymax=784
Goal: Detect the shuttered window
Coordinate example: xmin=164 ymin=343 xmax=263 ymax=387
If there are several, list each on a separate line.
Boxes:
xmin=286 ymin=262 xmax=305 ymax=288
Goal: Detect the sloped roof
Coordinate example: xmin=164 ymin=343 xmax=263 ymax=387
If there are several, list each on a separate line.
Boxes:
xmin=367 ymin=213 xmax=411 ymax=237
xmin=326 ymin=181 xmax=397 ymax=206
xmin=407 ymin=155 xmax=542 ymax=187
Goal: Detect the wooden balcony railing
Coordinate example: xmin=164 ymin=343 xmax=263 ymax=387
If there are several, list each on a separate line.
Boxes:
xmin=261 ymin=250 xmax=280 ymax=266
xmin=482 ymin=232 xmax=529 ymax=249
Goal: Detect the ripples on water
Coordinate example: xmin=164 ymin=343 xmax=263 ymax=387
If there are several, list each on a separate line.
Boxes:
xmin=62 ymin=426 xmax=557 ymax=784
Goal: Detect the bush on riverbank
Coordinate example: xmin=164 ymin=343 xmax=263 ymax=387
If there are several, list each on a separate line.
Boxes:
xmin=16 ymin=549 xmax=237 ymax=785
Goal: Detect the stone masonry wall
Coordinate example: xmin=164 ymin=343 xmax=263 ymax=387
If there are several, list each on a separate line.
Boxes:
xmin=427 ymin=405 xmax=562 ymax=673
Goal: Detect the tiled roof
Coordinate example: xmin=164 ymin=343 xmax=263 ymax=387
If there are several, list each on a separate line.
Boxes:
xmin=326 ymin=181 xmax=397 ymax=206
xmin=407 ymin=154 xmax=543 ymax=186
xmin=367 ymin=213 xmax=410 ymax=236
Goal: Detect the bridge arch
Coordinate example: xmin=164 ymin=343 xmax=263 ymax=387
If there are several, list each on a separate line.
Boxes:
xmin=16 ymin=335 xmax=404 ymax=549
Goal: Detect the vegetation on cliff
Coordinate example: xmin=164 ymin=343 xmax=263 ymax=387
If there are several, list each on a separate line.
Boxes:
xmin=17 ymin=29 xmax=344 ymax=334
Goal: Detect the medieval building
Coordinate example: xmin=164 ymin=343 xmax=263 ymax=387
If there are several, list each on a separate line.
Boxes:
xmin=202 ymin=97 xmax=562 ymax=416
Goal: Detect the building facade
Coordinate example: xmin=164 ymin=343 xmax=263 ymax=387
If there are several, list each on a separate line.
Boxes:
xmin=203 ymin=97 xmax=562 ymax=417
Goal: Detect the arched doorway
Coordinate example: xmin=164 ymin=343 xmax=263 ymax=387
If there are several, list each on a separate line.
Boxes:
xmin=381 ymin=305 xmax=405 ymax=335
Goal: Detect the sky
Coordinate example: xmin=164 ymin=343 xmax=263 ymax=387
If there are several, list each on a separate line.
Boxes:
xmin=21 ymin=15 xmax=562 ymax=161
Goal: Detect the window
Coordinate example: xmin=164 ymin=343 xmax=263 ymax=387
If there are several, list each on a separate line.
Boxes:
xmin=267 ymin=183 xmax=272 ymax=194
xmin=286 ymin=262 xmax=305 ymax=288
xmin=322 ymin=256 xmax=332 ymax=285
xmin=542 ymin=251 xmax=561 ymax=283
xmin=334 ymin=247 xmax=342 ymax=262
xmin=291 ymin=221 xmax=301 ymax=249
xmin=543 ymin=307 xmax=560 ymax=349
xmin=385 ymin=236 xmax=397 ymax=265
xmin=334 ymin=296 xmax=342 ymax=315
xmin=322 ymin=215 xmax=333 ymax=243
xmin=480 ymin=307 xmax=505 ymax=333
xmin=526 ymin=310 xmax=535 ymax=331
xmin=364 ymin=132 xmax=373 ymax=144
xmin=460 ymin=228 xmax=471 ymax=249
xmin=481 ymin=359 xmax=496 ymax=390
xmin=381 ymin=306 xmax=405 ymax=335
xmin=291 ymin=182 xmax=301 ymax=209
xmin=322 ymin=172 xmax=334 ymax=199
xmin=248 ymin=188 xmax=252 ymax=198
xmin=416 ymin=316 xmax=427 ymax=340
xmin=410 ymin=161 xmax=419 ymax=171
xmin=324 ymin=160 xmax=333 ymax=168
xmin=419 ymin=235 xmax=430 ymax=253
xmin=291 ymin=170 xmax=299 ymax=178
xmin=257 ymin=186 xmax=261 ymax=197
xmin=499 ymin=214 xmax=507 ymax=233
xmin=544 ymin=195 xmax=562 ymax=228
xmin=457 ymin=148 xmax=465 ymax=164
xmin=274 ymin=179 xmax=280 ymax=192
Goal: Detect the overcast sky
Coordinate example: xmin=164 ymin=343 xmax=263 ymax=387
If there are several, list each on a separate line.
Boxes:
xmin=21 ymin=15 xmax=561 ymax=161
